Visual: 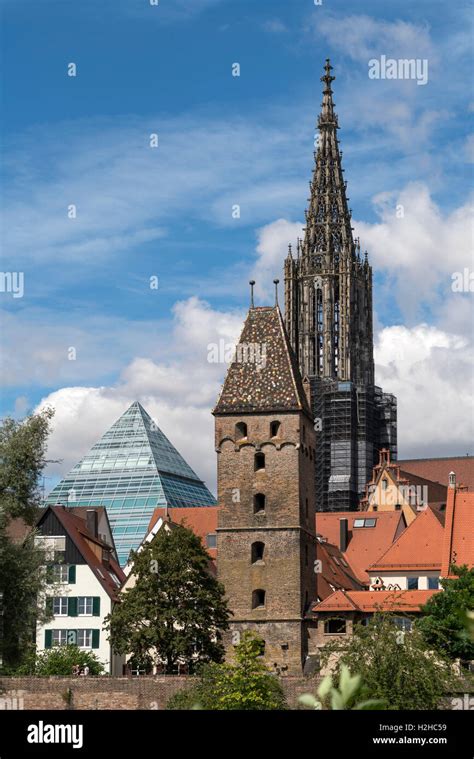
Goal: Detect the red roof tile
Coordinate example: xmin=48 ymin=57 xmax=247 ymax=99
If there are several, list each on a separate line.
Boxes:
xmin=148 ymin=507 xmax=220 ymax=560
xmin=369 ymin=507 xmax=445 ymax=572
xmin=315 ymin=511 xmax=406 ymax=584
xmin=313 ymin=588 xmax=440 ymax=613
xmin=442 ymin=488 xmax=474 ymax=576
xmin=398 ymin=457 xmax=474 ymax=491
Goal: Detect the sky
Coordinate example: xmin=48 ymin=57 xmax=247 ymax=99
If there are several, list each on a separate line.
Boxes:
xmin=0 ymin=0 xmax=473 ymax=497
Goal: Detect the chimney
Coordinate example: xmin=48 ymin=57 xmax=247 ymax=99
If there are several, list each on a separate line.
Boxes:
xmin=86 ymin=509 xmax=98 ymax=538
xmin=448 ymin=471 xmax=456 ymax=489
xmin=339 ymin=518 xmax=349 ymax=552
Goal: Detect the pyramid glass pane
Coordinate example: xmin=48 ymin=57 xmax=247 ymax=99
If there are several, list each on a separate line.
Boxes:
xmin=46 ymin=402 xmax=216 ymax=564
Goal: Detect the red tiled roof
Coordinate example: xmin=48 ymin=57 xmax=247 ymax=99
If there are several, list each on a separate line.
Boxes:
xmin=369 ymin=507 xmax=445 ymax=572
xmin=148 ymin=507 xmax=220 ymax=560
xmin=315 ymin=511 xmax=406 ymax=584
xmin=47 ymin=506 xmax=126 ymax=601
xmin=398 ymin=457 xmax=474 ymax=491
xmin=442 ymin=488 xmax=474 ymax=576
xmin=316 ymin=540 xmax=365 ymax=600
xmin=313 ymin=589 xmax=440 ymax=613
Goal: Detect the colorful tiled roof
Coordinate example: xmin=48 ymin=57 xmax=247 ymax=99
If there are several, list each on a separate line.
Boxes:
xmin=315 ymin=511 xmax=406 ymax=584
xmin=147 ymin=506 xmax=220 ymax=560
xmin=313 ymin=588 xmax=440 ymax=613
xmin=369 ymin=507 xmax=445 ymax=572
xmin=316 ymin=540 xmax=365 ymax=599
xmin=213 ymin=306 xmax=311 ymax=416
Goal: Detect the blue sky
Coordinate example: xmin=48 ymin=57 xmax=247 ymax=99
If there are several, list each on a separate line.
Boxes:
xmin=1 ymin=0 xmax=473 ymax=494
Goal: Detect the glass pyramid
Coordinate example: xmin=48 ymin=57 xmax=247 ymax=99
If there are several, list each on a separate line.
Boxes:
xmin=46 ymin=401 xmax=216 ymax=565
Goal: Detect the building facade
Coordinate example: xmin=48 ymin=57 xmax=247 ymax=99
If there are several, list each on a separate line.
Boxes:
xmin=284 ymin=60 xmax=397 ymax=511
xmin=213 ymin=305 xmax=317 ymax=675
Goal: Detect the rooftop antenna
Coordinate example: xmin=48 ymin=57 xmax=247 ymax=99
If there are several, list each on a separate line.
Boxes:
xmin=249 ymin=280 xmax=255 ymax=308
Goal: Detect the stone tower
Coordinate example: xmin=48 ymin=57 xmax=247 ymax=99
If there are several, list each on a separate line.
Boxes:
xmin=285 ymin=60 xmax=397 ymax=511
xmin=213 ymin=303 xmax=317 ymax=675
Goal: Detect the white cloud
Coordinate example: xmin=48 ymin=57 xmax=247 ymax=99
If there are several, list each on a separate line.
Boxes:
xmin=375 ymin=324 xmax=474 ymax=458
xmin=36 ymin=297 xmax=244 ymax=494
xmin=251 ymin=218 xmax=303 ymax=300
xmin=354 ymin=182 xmax=474 ymax=323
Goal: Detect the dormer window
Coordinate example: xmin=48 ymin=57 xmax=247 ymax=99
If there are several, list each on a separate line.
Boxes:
xmin=270 ymin=421 xmax=280 ymax=438
xmin=235 ymin=422 xmax=247 ymax=440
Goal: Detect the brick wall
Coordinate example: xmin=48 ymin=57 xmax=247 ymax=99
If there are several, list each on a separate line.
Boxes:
xmin=0 ymin=675 xmax=317 ymax=710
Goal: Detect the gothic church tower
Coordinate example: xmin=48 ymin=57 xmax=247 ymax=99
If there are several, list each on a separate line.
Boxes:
xmin=285 ymin=60 xmax=397 ymax=511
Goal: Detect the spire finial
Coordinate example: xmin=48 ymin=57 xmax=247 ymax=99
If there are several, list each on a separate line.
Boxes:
xmin=273 ymin=278 xmax=279 ymax=306
xmin=249 ymin=280 xmax=255 ymax=308
xmin=321 ymin=58 xmax=335 ymax=92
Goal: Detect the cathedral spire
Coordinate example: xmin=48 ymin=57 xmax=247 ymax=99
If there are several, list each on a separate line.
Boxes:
xmin=303 ymin=58 xmax=355 ymax=268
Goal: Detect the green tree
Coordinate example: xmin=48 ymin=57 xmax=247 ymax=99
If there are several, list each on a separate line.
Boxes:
xmin=0 ymin=409 xmax=55 ymax=670
xmin=167 ymin=632 xmax=287 ymax=710
xmin=299 ymin=665 xmax=386 ymax=710
xmin=417 ymin=566 xmax=474 ymax=664
xmin=105 ymin=523 xmax=230 ymax=670
xmin=16 ymin=645 xmax=104 ymax=676
xmin=320 ymin=612 xmax=458 ymax=710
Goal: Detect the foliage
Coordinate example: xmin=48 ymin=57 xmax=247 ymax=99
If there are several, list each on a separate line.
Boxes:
xmin=15 ymin=645 xmax=104 ymax=676
xmin=166 ymin=632 xmax=287 ymax=710
xmin=0 ymin=409 xmax=55 ymax=669
xmin=105 ymin=523 xmax=230 ymax=669
xmin=299 ymin=664 xmax=386 ymax=710
xmin=417 ymin=566 xmax=474 ymax=663
xmin=320 ymin=612 xmax=459 ymax=710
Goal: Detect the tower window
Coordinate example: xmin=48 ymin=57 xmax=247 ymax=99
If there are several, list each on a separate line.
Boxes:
xmin=251 ymin=541 xmax=265 ymax=563
xmin=270 ymin=421 xmax=281 ymax=438
xmin=324 ymin=618 xmax=346 ymax=635
xmin=381 ymin=478 xmax=388 ymax=490
xmin=253 ymin=493 xmax=266 ymax=513
xmin=254 ymin=452 xmax=265 ymax=471
xmin=235 ymin=422 xmax=247 ymax=440
xmin=252 ymin=589 xmax=266 ymax=609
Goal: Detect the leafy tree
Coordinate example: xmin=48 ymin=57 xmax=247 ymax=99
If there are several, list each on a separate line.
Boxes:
xmin=299 ymin=664 xmax=386 ymax=710
xmin=105 ymin=523 xmax=230 ymax=670
xmin=417 ymin=566 xmax=474 ymax=663
xmin=320 ymin=612 xmax=459 ymax=710
xmin=16 ymin=645 xmax=104 ymax=676
xmin=0 ymin=409 xmax=55 ymax=670
xmin=167 ymin=632 xmax=287 ymax=710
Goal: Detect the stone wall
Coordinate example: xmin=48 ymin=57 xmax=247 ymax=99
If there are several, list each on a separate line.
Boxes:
xmin=0 ymin=675 xmax=317 ymax=710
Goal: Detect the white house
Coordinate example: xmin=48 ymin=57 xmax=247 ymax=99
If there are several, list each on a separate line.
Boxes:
xmin=35 ymin=505 xmax=126 ymax=675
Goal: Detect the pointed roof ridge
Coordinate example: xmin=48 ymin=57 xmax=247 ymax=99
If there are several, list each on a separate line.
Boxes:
xmin=213 ymin=304 xmax=311 ymax=417
xmin=369 ymin=507 xmax=444 ymax=571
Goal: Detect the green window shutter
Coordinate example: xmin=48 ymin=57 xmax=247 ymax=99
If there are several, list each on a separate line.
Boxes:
xmin=46 ymin=597 xmax=53 ymax=616
xmin=92 ymin=629 xmax=100 ymax=649
xmin=45 ymin=630 xmax=52 ymax=649
xmin=68 ymin=565 xmax=76 ymax=584
xmin=68 ymin=597 xmax=78 ymax=617
xmin=92 ymin=597 xmax=100 ymax=617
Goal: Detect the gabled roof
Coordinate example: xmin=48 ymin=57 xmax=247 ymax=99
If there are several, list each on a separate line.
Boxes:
xmin=38 ymin=506 xmax=126 ymax=601
xmin=397 ymin=456 xmax=474 ymax=491
xmin=147 ymin=506 xmax=220 ymax=561
xmin=315 ymin=511 xmax=406 ymax=584
xmin=442 ymin=488 xmax=474 ymax=576
xmin=316 ymin=540 xmax=365 ymax=600
xmin=213 ymin=306 xmax=311 ymax=416
xmin=313 ymin=589 xmax=440 ymax=613
xmin=369 ymin=507 xmax=445 ymax=573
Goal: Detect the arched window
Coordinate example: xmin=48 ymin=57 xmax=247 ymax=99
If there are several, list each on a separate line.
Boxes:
xmin=270 ymin=420 xmax=280 ymax=438
xmin=253 ymin=493 xmax=266 ymax=513
xmin=252 ymin=589 xmax=266 ymax=609
xmin=254 ymin=452 xmax=265 ymax=471
xmin=251 ymin=541 xmax=265 ymax=563
xmin=235 ymin=422 xmax=247 ymax=440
